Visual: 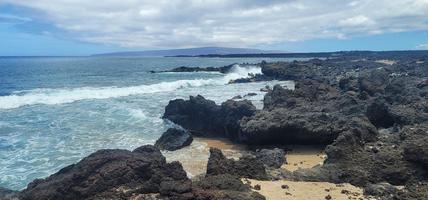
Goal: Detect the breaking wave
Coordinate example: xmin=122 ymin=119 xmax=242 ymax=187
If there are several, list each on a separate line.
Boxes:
xmin=0 ymin=64 xmax=262 ymax=109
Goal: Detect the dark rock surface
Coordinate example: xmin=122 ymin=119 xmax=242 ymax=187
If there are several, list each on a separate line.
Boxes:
xmin=206 ymin=148 xmax=268 ymax=180
xmin=155 ymin=128 xmax=193 ymax=151
xmin=163 ymin=95 xmax=223 ymax=136
xmin=20 ymin=145 xmax=191 ymax=200
xmin=0 ymin=187 xmax=19 ymax=200
xmin=163 ymin=96 xmax=256 ymax=141
xmin=192 ymin=174 xmax=266 ymax=200
xmin=255 ymin=148 xmax=285 ymax=168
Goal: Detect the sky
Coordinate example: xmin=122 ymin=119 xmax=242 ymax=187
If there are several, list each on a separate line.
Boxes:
xmin=0 ymin=0 xmax=428 ymax=56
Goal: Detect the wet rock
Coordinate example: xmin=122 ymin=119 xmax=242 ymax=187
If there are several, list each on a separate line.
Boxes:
xmin=155 ymin=128 xmax=193 ymax=151
xmin=255 ymin=148 xmax=286 ymax=168
xmin=206 ymin=148 xmax=268 ymax=180
xmin=20 ymin=145 xmax=190 ymax=200
xmin=416 ymin=79 xmax=428 ymax=89
xmin=232 ymin=95 xmax=243 ymax=100
xmin=163 ymin=95 xmax=222 ymax=137
xmin=164 ymin=95 xmax=256 ymax=141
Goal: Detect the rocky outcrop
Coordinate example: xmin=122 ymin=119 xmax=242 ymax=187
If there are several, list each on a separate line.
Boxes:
xmin=220 ymin=100 xmax=257 ymax=141
xmin=155 ymin=128 xmax=193 ymax=151
xmin=206 ymin=148 xmax=268 ymax=180
xmin=366 ymin=98 xmax=395 ymax=128
xmin=163 ymin=95 xmax=256 ymax=140
xmin=192 ymin=174 xmax=266 ymax=200
xmin=255 ymin=148 xmax=285 ymax=169
xmin=163 ymin=95 xmax=223 ymax=136
xmin=20 ymin=145 xmax=191 ymax=200
xmin=238 ymin=108 xmax=344 ymax=145
xmin=0 ymin=187 xmax=18 ymax=200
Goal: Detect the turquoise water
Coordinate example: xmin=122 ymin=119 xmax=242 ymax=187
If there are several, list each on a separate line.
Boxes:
xmin=0 ymin=56 xmax=296 ymax=190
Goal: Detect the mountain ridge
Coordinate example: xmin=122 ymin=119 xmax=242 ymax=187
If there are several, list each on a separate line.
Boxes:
xmin=92 ymin=47 xmax=284 ymax=57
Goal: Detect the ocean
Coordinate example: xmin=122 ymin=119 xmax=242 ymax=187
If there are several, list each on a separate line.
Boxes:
xmin=0 ymin=56 xmax=296 ymax=190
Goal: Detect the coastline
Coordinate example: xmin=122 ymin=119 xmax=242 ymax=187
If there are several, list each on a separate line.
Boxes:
xmin=3 ymin=54 xmax=428 ymax=200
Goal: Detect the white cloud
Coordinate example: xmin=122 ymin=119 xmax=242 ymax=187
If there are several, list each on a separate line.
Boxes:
xmin=417 ymin=43 xmax=428 ymax=49
xmin=1 ymin=0 xmax=428 ymax=48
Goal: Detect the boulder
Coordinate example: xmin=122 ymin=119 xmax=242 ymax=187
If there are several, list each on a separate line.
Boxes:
xmin=358 ymin=69 xmax=389 ymax=96
xmin=163 ymin=95 xmax=222 ymax=136
xmin=163 ymin=95 xmax=256 ymax=140
xmin=220 ymin=100 xmax=256 ymax=141
xmin=403 ymin=136 xmax=428 ymax=169
xmin=239 ymin=109 xmax=343 ymax=145
xmin=206 ymin=148 xmax=268 ymax=180
xmin=155 ymin=128 xmax=193 ymax=151
xmin=255 ymin=148 xmax=286 ymax=168
xmin=20 ymin=145 xmax=191 ymax=200
xmin=366 ymin=98 xmax=395 ymax=128
xmin=364 ymin=182 xmax=401 ymax=198
xmin=192 ymin=174 xmax=265 ymax=200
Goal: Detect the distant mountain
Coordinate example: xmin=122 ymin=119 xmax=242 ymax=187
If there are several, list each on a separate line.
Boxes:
xmin=92 ymin=47 xmax=284 ymax=57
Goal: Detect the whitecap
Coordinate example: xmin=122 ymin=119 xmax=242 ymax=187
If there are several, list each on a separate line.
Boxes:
xmin=0 ymin=64 xmax=261 ymax=109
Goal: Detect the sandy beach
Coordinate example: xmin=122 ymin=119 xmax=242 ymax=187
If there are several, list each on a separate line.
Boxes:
xmin=244 ymin=179 xmax=371 ymax=200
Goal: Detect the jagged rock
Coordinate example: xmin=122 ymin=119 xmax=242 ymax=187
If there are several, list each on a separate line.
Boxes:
xmin=220 ymin=100 xmax=256 ymax=141
xmin=163 ymin=96 xmax=256 ymax=140
xmin=163 ymin=95 xmax=222 ymax=136
xmin=255 ymin=148 xmax=286 ymax=168
xmin=358 ymin=69 xmax=389 ymax=96
xmin=206 ymin=148 xmax=268 ymax=180
xmin=403 ymin=136 xmax=428 ymax=169
xmin=364 ymin=182 xmax=401 ymax=198
xmin=366 ymin=98 xmax=395 ymax=128
xmin=238 ymin=108 xmax=344 ymax=145
xmin=0 ymin=187 xmax=18 ymax=200
xmin=191 ymin=174 xmax=266 ymax=200
xmin=20 ymin=145 xmax=191 ymax=200
xmin=155 ymin=128 xmax=193 ymax=151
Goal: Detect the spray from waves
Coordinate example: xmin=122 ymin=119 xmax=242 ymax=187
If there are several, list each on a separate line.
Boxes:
xmin=0 ymin=64 xmax=262 ymax=109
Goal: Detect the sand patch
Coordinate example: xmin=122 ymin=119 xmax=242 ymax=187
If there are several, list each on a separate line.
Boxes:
xmin=244 ymin=179 xmax=372 ymax=200
xmin=375 ymin=60 xmax=396 ymax=65
xmin=282 ymin=145 xmax=326 ymax=171
xmin=163 ymin=137 xmax=246 ymax=177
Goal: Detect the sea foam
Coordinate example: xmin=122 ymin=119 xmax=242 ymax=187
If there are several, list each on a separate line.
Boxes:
xmin=0 ymin=65 xmax=261 ymax=109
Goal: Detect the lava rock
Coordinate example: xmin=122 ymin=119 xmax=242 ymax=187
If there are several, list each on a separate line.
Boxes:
xmin=155 ymin=128 xmax=193 ymax=151
xmin=163 ymin=95 xmax=222 ymax=137
xmin=20 ymin=145 xmax=190 ymax=200
xmin=0 ymin=187 xmax=18 ymax=200
xmin=366 ymin=98 xmax=395 ymax=128
xmin=206 ymin=148 xmax=268 ymax=180
xmin=164 ymin=95 xmax=256 ymax=141
xmin=256 ymin=148 xmax=286 ymax=168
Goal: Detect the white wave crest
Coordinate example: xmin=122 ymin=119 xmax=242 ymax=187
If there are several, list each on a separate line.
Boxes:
xmin=0 ymin=64 xmax=261 ymax=109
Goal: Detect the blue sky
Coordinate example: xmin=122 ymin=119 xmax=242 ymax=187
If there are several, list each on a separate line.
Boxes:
xmin=1 ymin=1 xmax=428 ymax=56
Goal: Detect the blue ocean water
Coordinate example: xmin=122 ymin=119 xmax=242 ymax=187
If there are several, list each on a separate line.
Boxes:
xmin=0 ymin=56 xmax=295 ymax=190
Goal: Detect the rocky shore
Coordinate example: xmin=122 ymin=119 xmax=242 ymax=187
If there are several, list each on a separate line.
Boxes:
xmin=2 ymin=54 xmax=427 ymax=200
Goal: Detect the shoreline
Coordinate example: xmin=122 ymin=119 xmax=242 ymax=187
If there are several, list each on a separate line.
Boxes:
xmin=3 ymin=55 xmax=428 ymax=200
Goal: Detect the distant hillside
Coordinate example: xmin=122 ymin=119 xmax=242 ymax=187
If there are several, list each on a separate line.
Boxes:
xmin=92 ymin=47 xmax=284 ymax=57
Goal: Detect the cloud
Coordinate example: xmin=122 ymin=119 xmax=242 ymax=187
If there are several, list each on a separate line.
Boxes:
xmin=0 ymin=13 xmax=31 ymax=23
xmin=417 ymin=43 xmax=428 ymax=49
xmin=1 ymin=0 xmax=428 ymax=48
